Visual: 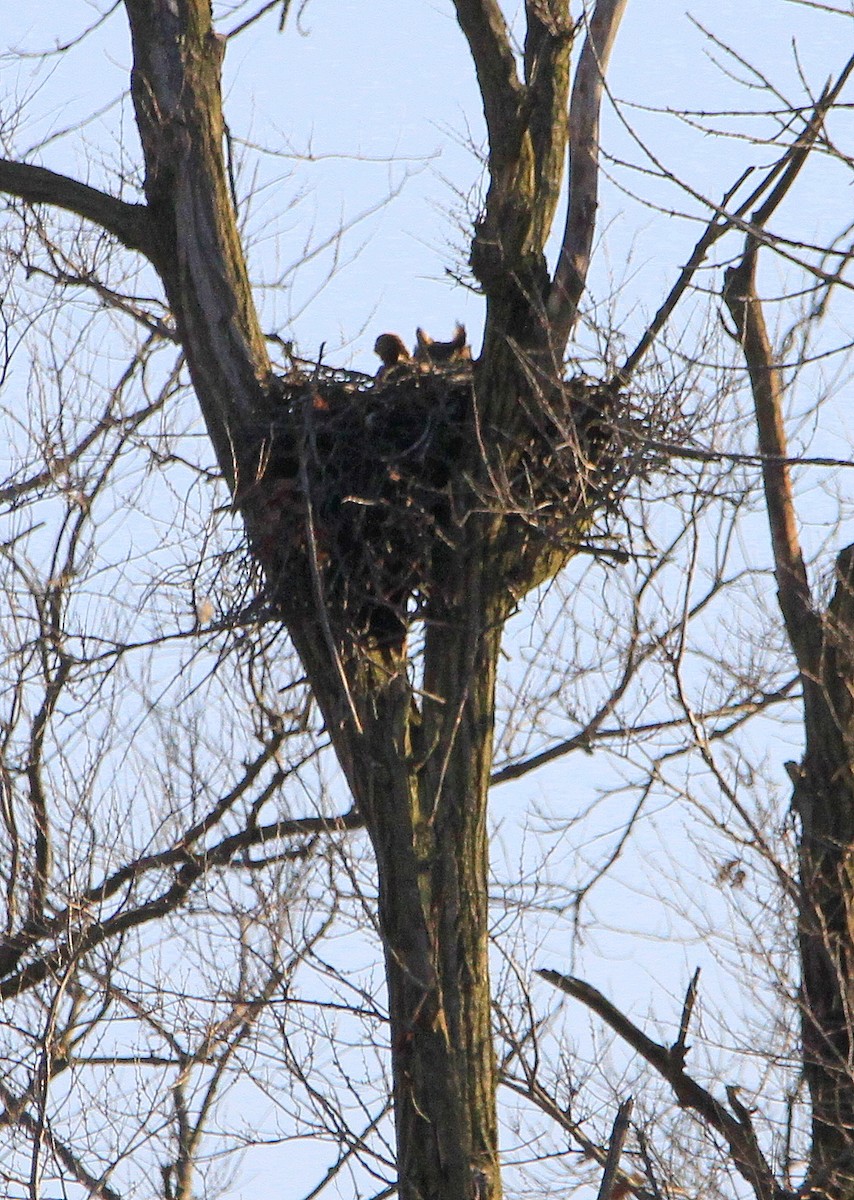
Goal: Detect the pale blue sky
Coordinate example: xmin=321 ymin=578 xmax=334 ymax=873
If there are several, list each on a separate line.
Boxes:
xmin=6 ymin=1 xmax=849 ymax=371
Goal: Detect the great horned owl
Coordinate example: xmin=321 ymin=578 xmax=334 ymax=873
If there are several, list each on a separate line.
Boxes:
xmin=374 ymin=333 xmax=412 ymax=377
xmin=414 ymin=323 xmax=470 ymax=365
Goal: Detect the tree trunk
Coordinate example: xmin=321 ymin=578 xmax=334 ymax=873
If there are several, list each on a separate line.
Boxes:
xmin=122 ymin=13 xmax=513 ymax=1191
xmin=274 ymin=504 xmax=508 ymax=1200
xmin=795 ymin=547 xmax=854 ymax=1195
xmin=124 ymin=0 xmax=272 ymax=480
xmin=726 ymin=243 xmax=854 ymax=1198
xmin=110 ymin=5 xmax=613 ymax=1198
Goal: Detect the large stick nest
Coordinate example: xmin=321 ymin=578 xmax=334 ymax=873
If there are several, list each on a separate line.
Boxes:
xmin=239 ymin=359 xmax=625 ymax=642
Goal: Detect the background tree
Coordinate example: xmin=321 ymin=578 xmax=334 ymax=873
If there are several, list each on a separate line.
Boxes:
xmin=0 ymin=3 xmax=852 ymax=1200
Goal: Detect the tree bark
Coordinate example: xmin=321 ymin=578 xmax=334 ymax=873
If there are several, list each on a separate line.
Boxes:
xmin=796 ymin=550 xmax=854 ymax=1195
xmin=118 ymin=6 xmax=513 ymax=1196
xmin=124 ymin=0 xmax=272 ymax=483
xmin=726 ymin=239 xmax=854 ymax=1197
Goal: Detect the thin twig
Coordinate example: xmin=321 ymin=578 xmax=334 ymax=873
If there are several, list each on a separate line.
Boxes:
xmin=621 ymin=49 xmax=854 ymax=384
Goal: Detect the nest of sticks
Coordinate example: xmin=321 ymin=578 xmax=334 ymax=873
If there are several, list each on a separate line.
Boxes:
xmin=240 ymin=357 xmax=621 ymax=642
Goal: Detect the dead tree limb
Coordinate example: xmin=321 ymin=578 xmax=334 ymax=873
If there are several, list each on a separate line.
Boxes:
xmin=596 ymin=1098 xmax=634 ymax=1200
xmin=537 ymin=969 xmax=786 ymax=1200
xmin=0 ymin=158 xmax=155 ymax=259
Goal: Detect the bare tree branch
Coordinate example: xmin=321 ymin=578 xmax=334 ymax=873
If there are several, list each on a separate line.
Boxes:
xmin=0 ymin=158 xmax=154 ymax=259
xmin=123 ymin=0 xmax=273 ymax=475
xmin=501 ymin=1073 xmax=658 ymax=1200
xmin=537 ymin=970 xmax=786 ymax=1200
xmin=671 ymin=969 xmax=700 ymax=1067
xmin=523 ymin=2 xmax=575 ymax=250
xmin=452 ymin=0 xmax=524 ymax=166
xmin=722 ymin=256 xmax=811 ymax=661
xmin=0 ymin=804 xmax=357 ymax=1000
xmin=0 ymin=1078 xmax=124 ymax=1200
xmin=597 ymin=1097 xmax=634 ymax=1200
xmin=720 ymin=61 xmax=854 ymax=667
xmin=547 ymin=0 xmax=628 ymax=353
xmin=623 ymin=54 xmax=854 ymax=386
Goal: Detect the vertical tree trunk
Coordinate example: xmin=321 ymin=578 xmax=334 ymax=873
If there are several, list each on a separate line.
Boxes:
xmin=334 ymin=525 xmax=506 ymax=1200
xmin=726 ymin=243 xmax=854 ymax=1196
xmin=116 ymin=6 xmax=604 ymax=1198
xmin=795 ymin=549 xmax=854 ymax=1193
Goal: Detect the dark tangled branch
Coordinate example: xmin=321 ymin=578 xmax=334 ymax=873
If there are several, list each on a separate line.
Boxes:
xmin=537 ymin=969 xmax=788 ymax=1200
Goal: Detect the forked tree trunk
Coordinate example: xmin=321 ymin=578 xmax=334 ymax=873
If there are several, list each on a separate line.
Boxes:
xmin=93 ymin=4 xmax=620 ymax=1198
xmin=121 ymin=6 xmax=516 ymax=1196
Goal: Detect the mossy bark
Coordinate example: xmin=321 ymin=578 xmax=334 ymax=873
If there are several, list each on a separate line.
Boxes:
xmin=117 ymin=5 xmax=592 ymax=1200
